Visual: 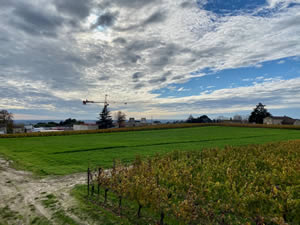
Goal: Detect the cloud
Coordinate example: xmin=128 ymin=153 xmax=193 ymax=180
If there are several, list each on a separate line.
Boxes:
xmin=132 ymin=72 xmax=144 ymax=81
xmin=54 ymin=0 xmax=93 ymax=19
xmin=143 ymin=11 xmax=167 ymax=25
xmin=95 ymin=12 xmax=117 ymax=28
xmin=10 ymin=2 xmax=64 ymax=37
xmin=1 ymin=0 xmax=300 ymax=119
xmin=266 ymin=0 xmax=300 ymax=8
xmin=109 ymin=0 xmax=158 ymax=8
xmin=152 ymin=77 xmax=300 ymax=116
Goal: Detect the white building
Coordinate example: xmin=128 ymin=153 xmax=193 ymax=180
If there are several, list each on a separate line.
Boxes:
xmin=263 ymin=116 xmax=296 ymax=125
xmin=73 ymin=124 xmax=98 ymax=131
xmin=0 ymin=127 xmax=7 ymax=134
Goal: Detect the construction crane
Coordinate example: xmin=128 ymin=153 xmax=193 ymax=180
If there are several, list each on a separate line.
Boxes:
xmin=83 ymin=94 xmax=128 ymax=107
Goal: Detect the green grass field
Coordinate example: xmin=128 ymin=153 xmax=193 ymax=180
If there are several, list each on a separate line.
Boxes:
xmin=1 ymin=126 xmax=300 ymax=175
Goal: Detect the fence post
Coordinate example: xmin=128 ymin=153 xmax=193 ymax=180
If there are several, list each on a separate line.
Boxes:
xmin=97 ymin=167 xmax=101 ymax=196
xmin=87 ymin=167 xmax=90 ymax=197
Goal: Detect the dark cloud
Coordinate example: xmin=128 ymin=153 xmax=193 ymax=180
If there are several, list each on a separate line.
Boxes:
xmin=0 ymin=37 xmax=9 ymax=43
xmin=132 ymin=72 xmax=144 ymax=81
xmin=0 ymin=0 xmax=17 ymax=8
xmin=112 ymin=0 xmax=157 ymax=8
xmin=149 ymin=76 xmax=167 ymax=84
xmin=148 ymin=71 xmax=171 ymax=84
xmin=95 ymin=12 xmax=117 ymax=27
xmin=134 ymin=83 xmax=145 ymax=89
xmin=99 ymin=75 xmax=110 ymax=81
xmin=114 ymin=11 xmax=166 ymax=32
xmin=129 ymin=54 xmax=142 ymax=63
xmin=172 ymin=75 xmax=185 ymax=80
xmin=119 ymin=53 xmax=142 ymax=64
xmin=149 ymin=44 xmax=178 ymax=69
xmin=180 ymin=1 xmax=196 ymax=8
xmin=143 ymin=11 xmax=166 ymax=25
xmin=54 ymin=0 xmax=92 ymax=19
xmin=10 ymin=3 xmax=64 ymax=37
xmin=126 ymin=40 xmax=157 ymax=52
xmin=113 ymin=37 xmax=127 ymax=44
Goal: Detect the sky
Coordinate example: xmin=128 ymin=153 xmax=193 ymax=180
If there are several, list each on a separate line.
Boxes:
xmin=1 ymin=0 xmax=300 ymax=120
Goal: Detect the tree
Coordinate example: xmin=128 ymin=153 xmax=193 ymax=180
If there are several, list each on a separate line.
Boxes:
xmin=0 ymin=110 xmax=14 ymax=134
xmin=198 ymin=115 xmax=212 ymax=123
xmin=186 ymin=115 xmax=194 ymax=123
xmin=97 ymin=104 xmax=113 ymax=129
xmin=59 ymin=118 xmax=84 ymax=127
xmin=186 ymin=115 xmax=212 ymax=123
xmin=248 ymin=103 xmax=271 ymax=124
xmin=115 ymin=111 xmax=126 ymax=128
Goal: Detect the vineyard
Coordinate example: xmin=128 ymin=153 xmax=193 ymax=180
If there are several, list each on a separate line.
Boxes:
xmin=84 ymin=140 xmax=300 ymax=225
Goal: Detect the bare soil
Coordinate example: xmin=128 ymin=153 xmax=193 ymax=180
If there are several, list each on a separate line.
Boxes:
xmin=0 ymin=158 xmax=88 ymax=225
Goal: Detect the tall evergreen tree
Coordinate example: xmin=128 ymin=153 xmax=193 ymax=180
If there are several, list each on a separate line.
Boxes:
xmin=248 ymin=103 xmax=271 ymax=124
xmin=97 ymin=104 xmax=113 ymax=129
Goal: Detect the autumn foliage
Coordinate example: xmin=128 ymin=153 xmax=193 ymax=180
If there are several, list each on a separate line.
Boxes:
xmin=89 ymin=140 xmax=300 ymax=224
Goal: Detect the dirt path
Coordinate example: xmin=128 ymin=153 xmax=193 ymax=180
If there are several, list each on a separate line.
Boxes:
xmin=0 ymin=158 xmax=88 ymax=225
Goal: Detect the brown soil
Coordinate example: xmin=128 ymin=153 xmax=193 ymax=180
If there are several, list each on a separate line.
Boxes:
xmin=0 ymin=158 xmax=87 ymax=225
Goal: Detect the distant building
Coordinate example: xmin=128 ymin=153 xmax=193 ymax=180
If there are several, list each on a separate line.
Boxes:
xmin=126 ymin=118 xmax=150 ymax=127
xmin=233 ymin=115 xmax=242 ymax=121
xmin=152 ymin=120 xmax=161 ymax=125
xmin=24 ymin=125 xmax=33 ymax=133
xmin=141 ymin=118 xmax=147 ymax=124
xmin=294 ymin=120 xmax=300 ymax=126
xmin=73 ymin=124 xmax=98 ymax=131
xmin=127 ymin=118 xmax=136 ymax=127
xmin=218 ymin=119 xmax=244 ymax=124
xmin=0 ymin=126 xmax=7 ymax=134
xmin=13 ymin=127 xmax=25 ymax=134
xmin=263 ymin=116 xmax=297 ymax=125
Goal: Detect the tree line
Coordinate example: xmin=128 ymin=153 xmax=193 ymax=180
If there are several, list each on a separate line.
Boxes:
xmin=0 ymin=102 xmax=272 ymax=133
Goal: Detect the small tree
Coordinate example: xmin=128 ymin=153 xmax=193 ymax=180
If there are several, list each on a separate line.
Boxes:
xmin=186 ymin=115 xmax=212 ymax=123
xmin=116 ymin=111 xmax=126 ymax=128
xmin=0 ymin=110 xmax=14 ymax=134
xmin=186 ymin=115 xmax=195 ymax=123
xmin=97 ymin=104 xmax=113 ymax=129
xmin=59 ymin=118 xmax=84 ymax=127
xmin=248 ymin=103 xmax=271 ymax=124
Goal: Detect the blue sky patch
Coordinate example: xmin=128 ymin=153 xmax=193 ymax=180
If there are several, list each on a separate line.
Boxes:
xmin=153 ymin=57 xmax=300 ymax=98
xmin=198 ymin=0 xmax=267 ymax=15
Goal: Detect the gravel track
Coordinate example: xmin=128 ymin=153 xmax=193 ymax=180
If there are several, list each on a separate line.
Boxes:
xmin=0 ymin=158 xmax=87 ymax=225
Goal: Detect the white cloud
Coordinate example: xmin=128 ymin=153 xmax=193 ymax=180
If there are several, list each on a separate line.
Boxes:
xmin=255 ymin=76 xmax=264 ymax=80
xmin=1 ymin=0 xmax=300 ymax=119
xmin=267 ymin=0 xmax=300 ymax=8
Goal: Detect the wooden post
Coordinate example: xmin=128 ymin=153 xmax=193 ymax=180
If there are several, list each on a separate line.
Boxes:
xmin=104 ymin=189 xmax=108 ymax=204
xmin=97 ymin=168 xmax=101 ymax=196
xmin=137 ymin=204 xmax=142 ymax=218
xmin=119 ymin=196 xmax=122 ymax=216
xmin=87 ymin=167 xmax=90 ymax=197
xmin=160 ymin=211 xmax=165 ymax=225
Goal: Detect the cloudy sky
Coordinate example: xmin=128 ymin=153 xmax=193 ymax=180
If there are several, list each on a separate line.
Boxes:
xmin=1 ymin=0 xmax=300 ymax=120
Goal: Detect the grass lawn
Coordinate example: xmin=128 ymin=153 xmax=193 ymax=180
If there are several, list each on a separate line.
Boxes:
xmin=0 ymin=126 xmax=300 ymax=175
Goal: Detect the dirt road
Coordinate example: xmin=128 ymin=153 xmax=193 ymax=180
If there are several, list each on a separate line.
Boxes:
xmin=0 ymin=158 xmax=87 ymax=225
